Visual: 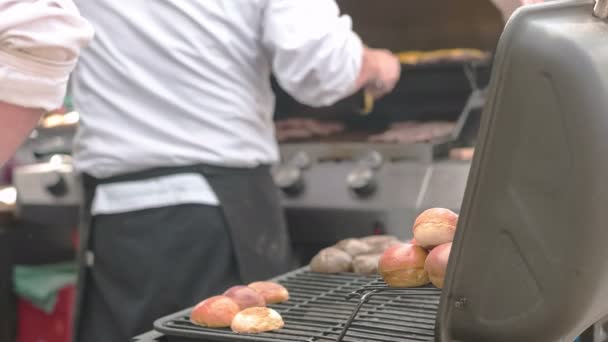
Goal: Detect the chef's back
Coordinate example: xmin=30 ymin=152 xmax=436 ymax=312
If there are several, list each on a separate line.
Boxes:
xmin=72 ymin=0 xmax=362 ymax=178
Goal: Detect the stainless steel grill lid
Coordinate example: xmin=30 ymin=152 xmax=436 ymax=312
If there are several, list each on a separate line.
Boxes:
xmin=438 ymin=1 xmax=608 ymax=341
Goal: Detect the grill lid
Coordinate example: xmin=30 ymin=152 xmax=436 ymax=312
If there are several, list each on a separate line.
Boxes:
xmin=438 ymin=1 xmax=608 ymax=341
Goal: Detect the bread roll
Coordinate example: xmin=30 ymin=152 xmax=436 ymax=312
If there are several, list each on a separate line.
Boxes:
xmin=379 ymin=243 xmax=429 ymax=287
xmin=190 ymin=295 xmax=240 ymax=328
xmin=413 ymin=208 xmax=458 ymax=249
xmin=361 ymin=235 xmax=401 ymax=253
xmin=248 ymin=282 xmax=289 ymax=304
xmin=224 ymin=285 xmax=266 ymax=310
xmin=336 ymin=238 xmax=373 ymax=257
xmin=309 ymin=247 xmax=352 ymax=274
xmin=352 ymin=254 xmax=382 ymax=275
xmin=231 ymin=307 xmax=285 ymax=334
xmin=424 ymin=242 xmax=452 ymax=289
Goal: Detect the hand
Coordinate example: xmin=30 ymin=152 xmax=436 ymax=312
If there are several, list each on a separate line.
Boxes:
xmin=366 ymin=49 xmax=401 ymax=99
xmin=356 ymin=48 xmax=401 ymax=100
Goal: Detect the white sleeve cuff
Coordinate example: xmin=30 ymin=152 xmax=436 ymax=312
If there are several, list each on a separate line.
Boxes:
xmin=0 ymin=48 xmax=73 ymax=111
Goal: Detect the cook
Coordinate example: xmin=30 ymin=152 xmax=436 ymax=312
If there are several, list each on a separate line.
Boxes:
xmin=70 ymin=1 xmax=400 ymax=341
xmin=0 ymin=1 xmax=92 ymax=166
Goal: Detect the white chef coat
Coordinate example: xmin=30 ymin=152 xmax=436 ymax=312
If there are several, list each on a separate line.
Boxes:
xmin=71 ymin=0 xmax=363 ymax=214
xmin=0 ymin=0 xmax=92 ymax=111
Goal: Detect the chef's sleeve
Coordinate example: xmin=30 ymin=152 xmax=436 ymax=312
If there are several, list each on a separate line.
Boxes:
xmin=0 ymin=0 xmax=93 ymax=111
xmin=262 ymin=0 xmax=363 ymax=107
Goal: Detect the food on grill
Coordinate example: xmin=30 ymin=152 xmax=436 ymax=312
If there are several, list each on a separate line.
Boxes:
xmin=336 ymin=238 xmax=373 ymax=257
xmin=352 ymin=253 xmax=382 ymax=275
xmin=275 ymin=128 xmax=314 ymax=142
xmin=450 ymin=147 xmax=475 ymax=161
xmin=223 ymin=285 xmax=266 ymax=310
xmin=310 ymin=247 xmax=353 ymax=274
xmin=413 ymin=208 xmax=458 ymax=249
xmin=425 ymin=242 xmax=452 ymax=289
xmin=361 ymin=235 xmax=401 ymax=253
xmin=275 ymin=118 xmax=345 ymax=142
xmin=248 ymin=281 xmax=289 ymax=304
xmin=379 ymin=243 xmax=430 ymax=287
xmin=397 ymin=49 xmax=490 ymax=65
xmin=190 ymin=295 xmax=240 ymax=328
xmin=368 ymin=121 xmax=456 ymax=144
xmin=231 ymin=307 xmax=285 ymax=334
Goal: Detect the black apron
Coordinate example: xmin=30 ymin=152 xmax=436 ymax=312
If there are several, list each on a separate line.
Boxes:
xmin=73 ymin=164 xmax=293 ymax=341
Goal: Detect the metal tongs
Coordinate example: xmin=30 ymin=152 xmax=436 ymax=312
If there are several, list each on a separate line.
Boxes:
xmin=359 ymin=78 xmax=386 ymax=116
xmin=594 ymin=0 xmax=608 ymax=19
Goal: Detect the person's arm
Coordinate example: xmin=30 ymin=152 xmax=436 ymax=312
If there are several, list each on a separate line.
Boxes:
xmin=262 ymin=0 xmax=399 ymax=107
xmin=0 ymin=0 xmax=93 ymax=165
xmin=0 ymin=104 xmax=43 ymax=164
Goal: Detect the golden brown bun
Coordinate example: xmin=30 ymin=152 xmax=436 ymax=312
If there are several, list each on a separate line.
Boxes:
xmin=336 ymin=238 xmax=373 ymax=257
xmin=413 ymin=208 xmax=458 ymax=249
xmin=352 ymin=254 xmax=382 ymax=275
xmin=248 ymin=282 xmax=289 ymax=304
xmin=231 ymin=307 xmax=285 ymax=334
xmin=190 ymin=295 xmax=240 ymax=328
xmin=379 ymin=243 xmax=430 ymax=287
xmin=424 ymin=242 xmax=452 ymax=289
xmin=310 ymin=247 xmax=353 ymax=273
xmin=223 ymin=285 xmax=266 ymax=310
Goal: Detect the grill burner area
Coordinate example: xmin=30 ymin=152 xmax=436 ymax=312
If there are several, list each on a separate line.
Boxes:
xmin=154 ymin=268 xmax=441 ymax=342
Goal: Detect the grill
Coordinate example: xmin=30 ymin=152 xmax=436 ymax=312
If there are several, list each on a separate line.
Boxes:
xmin=154 ymin=268 xmax=441 ymax=342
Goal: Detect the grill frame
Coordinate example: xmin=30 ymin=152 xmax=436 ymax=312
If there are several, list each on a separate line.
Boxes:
xmin=153 ymin=268 xmax=441 ymax=342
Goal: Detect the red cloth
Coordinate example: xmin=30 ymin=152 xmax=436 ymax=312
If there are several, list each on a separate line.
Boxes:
xmin=17 ymin=285 xmax=74 ymax=342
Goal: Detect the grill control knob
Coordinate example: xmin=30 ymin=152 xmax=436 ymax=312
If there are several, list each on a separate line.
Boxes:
xmin=45 ymin=173 xmax=68 ymax=198
xmin=273 ymin=165 xmax=304 ymax=196
xmin=360 ymin=150 xmax=383 ymax=169
xmin=290 ymin=151 xmax=312 ymax=170
xmin=347 ymin=167 xmax=376 ymax=197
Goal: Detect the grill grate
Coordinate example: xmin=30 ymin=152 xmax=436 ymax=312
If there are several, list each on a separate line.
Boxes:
xmin=154 ymin=268 xmax=441 ymax=342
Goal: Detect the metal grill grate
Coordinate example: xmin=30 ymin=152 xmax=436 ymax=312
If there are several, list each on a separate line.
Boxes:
xmin=154 ymin=268 xmax=441 ymax=342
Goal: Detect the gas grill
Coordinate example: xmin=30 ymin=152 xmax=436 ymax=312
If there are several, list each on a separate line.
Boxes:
xmin=138 ymin=1 xmax=608 ymax=341
xmin=274 ymin=0 xmax=502 ymax=264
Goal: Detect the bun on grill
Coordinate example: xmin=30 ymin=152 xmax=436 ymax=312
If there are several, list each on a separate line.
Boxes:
xmin=352 ymin=253 xmax=382 ymax=275
xmin=336 ymin=238 xmax=373 ymax=256
xmin=190 ymin=296 xmax=240 ymax=328
xmin=425 ymin=242 xmax=452 ymax=289
xmin=231 ymin=307 xmax=285 ymax=334
xmin=224 ymin=285 xmax=266 ymax=310
xmin=310 ymin=247 xmax=353 ymax=274
xmin=247 ymin=281 xmax=289 ymax=304
xmin=379 ymin=243 xmax=430 ymax=287
xmin=413 ymin=208 xmax=458 ymax=249
xmin=361 ymin=235 xmax=400 ymax=253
